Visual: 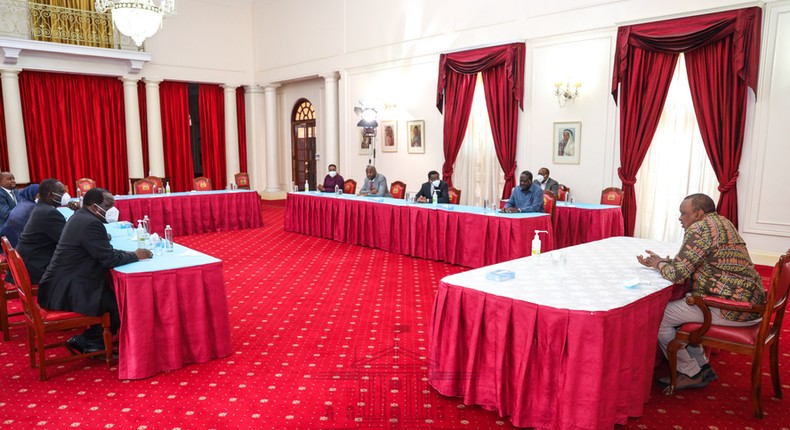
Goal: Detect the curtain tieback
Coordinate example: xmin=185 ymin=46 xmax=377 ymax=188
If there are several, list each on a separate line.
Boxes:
xmin=504 ymin=165 xmax=517 ymax=182
xmin=717 ymin=172 xmax=739 ymax=192
xmin=617 ymin=167 xmax=637 ymax=186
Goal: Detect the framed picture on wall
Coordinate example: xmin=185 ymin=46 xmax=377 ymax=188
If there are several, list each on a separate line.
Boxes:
xmin=358 ymin=128 xmax=372 ymax=155
xmin=381 ymin=121 xmax=398 ymax=153
xmin=407 ymin=120 xmax=425 ymax=154
xmin=553 ymin=122 xmax=581 ymax=164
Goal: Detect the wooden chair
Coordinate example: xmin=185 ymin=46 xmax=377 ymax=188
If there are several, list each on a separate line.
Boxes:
xmin=234 ymin=172 xmax=250 ymax=190
xmin=343 ymin=179 xmax=357 ymax=195
xmin=543 ymin=190 xmax=557 ymax=224
xmin=193 ymin=176 xmax=212 ymax=191
xmin=1 ymin=237 xmax=113 ymax=381
xmin=75 ymin=178 xmax=96 ymax=195
xmin=1 ymin=262 xmax=38 ymax=341
xmin=558 ymin=184 xmax=570 ymax=201
xmin=665 ymin=249 xmax=790 ymax=418
xmin=448 ymin=187 xmax=461 ymax=204
xmin=145 ymin=176 xmax=164 ymax=190
xmin=132 ymin=178 xmax=156 ymax=195
xmin=600 ymin=187 xmax=624 ymax=206
xmin=390 ymin=181 xmax=406 ymax=199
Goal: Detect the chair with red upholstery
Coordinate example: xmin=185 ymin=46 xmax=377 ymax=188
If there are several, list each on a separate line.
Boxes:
xmin=600 ymin=187 xmax=624 ymax=206
xmin=145 ymin=176 xmax=164 ymax=190
xmin=448 ymin=187 xmax=461 ymax=204
xmin=234 ymin=172 xmax=250 ymax=190
xmin=0 ymin=262 xmax=38 ymax=341
xmin=132 ymin=178 xmax=156 ymax=195
xmin=343 ymin=179 xmax=357 ymax=195
xmin=558 ymin=184 xmax=570 ymax=201
xmin=390 ymin=181 xmax=406 ymax=199
xmin=193 ymin=176 xmax=212 ymax=191
xmin=543 ymin=190 xmax=557 ymax=224
xmin=1 ymin=237 xmax=113 ymax=380
xmin=665 ymin=248 xmax=790 ymax=418
xmin=75 ymin=178 xmax=96 ymax=195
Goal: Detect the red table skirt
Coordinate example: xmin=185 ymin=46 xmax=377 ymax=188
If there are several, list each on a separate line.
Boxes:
xmin=554 ymin=205 xmax=624 ymax=249
xmin=112 ymin=262 xmax=232 ymax=380
xmin=284 ymin=194 xmax=555 ymax=268
xmin=429 ymin=282 xmax=673 ymax=429
xmin=115 ymin=191 xmax=263 ymax=237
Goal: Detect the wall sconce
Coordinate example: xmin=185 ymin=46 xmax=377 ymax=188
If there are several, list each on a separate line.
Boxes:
xmin=554 ymin=81 xmax=581 ymax=107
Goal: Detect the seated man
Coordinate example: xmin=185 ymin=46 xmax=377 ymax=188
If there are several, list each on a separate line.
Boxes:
xmin=533 ymin=167 xmax=559 ymax=196
xmin=358 ymin=165 xmax=391 ymax=197
xmin=0 ymin=183 xmax=39 ymax=247
xmin=0 ymin=171 xmax=18 ymax=227
xmin=317 ymin=164 xmax=345 ymax=193
xmin=415 ymin=170 xmax=449 ymax=203
xmin=503 ymin=170 xmax=544 ymax=213
xmin=638 ymin=193 xmax=765 ymax=390
xmin=38 ymin=188 xmax=152 ymax=353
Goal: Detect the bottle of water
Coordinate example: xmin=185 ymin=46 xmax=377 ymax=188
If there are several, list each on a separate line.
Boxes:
xmin=165 ymin=182 xmax=171 ymax=194
xmin=164 ymin=225 xmax=174 ymax=252
xmin=142 ymin=215 xmax=150 ymax=236
xmin=335 ymin=184 xmax=340 ymax=196
xmin=304 ymin=180 xmax=309 ymax=192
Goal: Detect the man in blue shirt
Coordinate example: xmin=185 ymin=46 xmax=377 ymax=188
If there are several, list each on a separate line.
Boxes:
xmin=503 ymin=170 xmax=544 ymax=213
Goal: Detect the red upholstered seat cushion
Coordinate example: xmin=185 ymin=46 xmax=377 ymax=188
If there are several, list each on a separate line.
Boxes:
xmin=678 ymin=322 xmax=761 ymax=346
xmin=39 ymin=308 xmax=92 ymax=323
xmin=4 ymin=281 xmax=14 ymax=291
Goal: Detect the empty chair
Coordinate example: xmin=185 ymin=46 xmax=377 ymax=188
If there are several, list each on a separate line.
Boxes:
xmin=234 ymin=172 xmax=250 ymax=189
xmin=193 ymin=176 xmax=212 ymax=191
xmin=558 ymin=184 xmax=570 ymax=201
xmin=75 ymin=178 xmax=96 ymax=194
xmin=132 ymin=178 xmax=156 ymax=195
xmin=543 ymin=190 xmax=557 ymax=224
xmin=390 ymin=181 xmax=406 ymax=199
xmin=343 ymin=179 xmax=357 ymax=195
xmin=145 ymin=176 xmax=164 ymax=190
xmin=448 ymin=187 xmax=461 ymax=204
xmin=665 ymin=248 xmax=790 ymax=418
xmin=600 ymin=187 xmax=624 ymax=206
xmin=1 ymin=237 xmax=113 ymax=380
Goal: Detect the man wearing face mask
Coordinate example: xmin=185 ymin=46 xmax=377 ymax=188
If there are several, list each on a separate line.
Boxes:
xmin=415 ymin=170 xmax=449 ymax=203
xmin=316 ymin=164 xmax=345 ymax=193
xmin=533 ymin=167 xmax=559 ymax=196
xmin=359 ymin=165 xmax=391 ymax=197
xmin=0 ymin=171 xmax=19 ymax=227
xmin=38 ymin=188 xmax=152 ymax=354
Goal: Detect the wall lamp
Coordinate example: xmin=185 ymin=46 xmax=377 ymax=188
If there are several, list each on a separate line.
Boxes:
xmin=554 ymin=81 xmax=581 ymax=107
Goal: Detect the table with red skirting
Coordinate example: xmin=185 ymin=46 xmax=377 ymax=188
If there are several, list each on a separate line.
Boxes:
xmin=553 ymin=201 xmax=624 ymax=248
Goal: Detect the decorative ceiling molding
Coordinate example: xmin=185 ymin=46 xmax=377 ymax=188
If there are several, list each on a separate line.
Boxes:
xmin=0 ymin=37 xmax=152 ymax=74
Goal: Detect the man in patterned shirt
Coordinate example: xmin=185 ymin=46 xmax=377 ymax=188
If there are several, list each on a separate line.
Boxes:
xmin=638 ymin=193 xmax=765 ymax=390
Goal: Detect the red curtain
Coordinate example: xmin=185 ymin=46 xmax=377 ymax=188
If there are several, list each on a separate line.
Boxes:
xmin=436 ymin=43 xmax=525 ymax=197
xmin=159 ymin=81 xmax=193 ymax=192
xmin=18 ymin=71 xmax=128 ymax=194
xmin=0 ymin=84 xmax=8 ymax=171
xmin=236 ymin=86 xmax=247 ymax=173
xmin=198 ymin=84 xmax=226 ymax=190
xmin=137 ymin=80 xmax=149 ymax=177
xmin=611 ymin=7 xmax=761 ymax=234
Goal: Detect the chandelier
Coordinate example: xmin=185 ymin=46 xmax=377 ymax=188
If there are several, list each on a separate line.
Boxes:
xmin=95 ymin=0 xmax=176 ymax=47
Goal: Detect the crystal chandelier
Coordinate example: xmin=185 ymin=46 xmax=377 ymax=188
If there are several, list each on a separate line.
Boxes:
xmin=95 ymin=0 xmax=176 ymax=47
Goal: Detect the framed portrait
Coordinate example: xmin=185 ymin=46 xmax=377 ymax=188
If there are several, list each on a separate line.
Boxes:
xmin=407 ymin=120 xmax=425 ymax=154
xmin=381 ymin=121 xmax=398 ymax=153
xmin=552 ymin=122 xmax=581 ymax=164
xmin=358 ymin=127 xmax=372 ymax=155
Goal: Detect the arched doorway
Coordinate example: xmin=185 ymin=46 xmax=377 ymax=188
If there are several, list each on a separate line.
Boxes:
xmin=291 ymin=99 xmax=316 ymax=191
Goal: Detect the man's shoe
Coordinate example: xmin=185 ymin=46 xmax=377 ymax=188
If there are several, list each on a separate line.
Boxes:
xmin=701 ymin=364 xmax=718 ymax=382
xmin=65 ymin=336 xmax=84 ymax=354
xmin=661 ymin=371 xmax=710 ymax=391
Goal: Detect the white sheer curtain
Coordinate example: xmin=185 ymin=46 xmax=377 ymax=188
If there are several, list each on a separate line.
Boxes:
xmin=453 ymin=74 xmax=504 ymax=207
xmin=634 ymin=54 xmax=720 ymax=242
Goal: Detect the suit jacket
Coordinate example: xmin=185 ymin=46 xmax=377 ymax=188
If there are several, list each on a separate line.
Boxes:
xmin=360 ymin=174 xmax=391 ymax=197
xmin=38 ymin=208 xmax=138 ymax=316
xmin=415 ymin=181 xmax=449 ymax=203
xmin=0 ymin=187 xmax=19 ymax=227
xmin=534 ymin=178 xmax=559 ymax=196
xmin=14 ymin=202 xmax=68 ymax=285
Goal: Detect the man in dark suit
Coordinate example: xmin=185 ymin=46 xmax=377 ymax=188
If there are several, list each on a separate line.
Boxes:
xmin=38 ymin=188 xmax=151 ymax=353
xmin=0 ymin=171 xmax=19 ymax=227
xmin=415 ymin=170 xmax=449 ymax=203
xmin=533 ymin=167 xmax=559 ymax=196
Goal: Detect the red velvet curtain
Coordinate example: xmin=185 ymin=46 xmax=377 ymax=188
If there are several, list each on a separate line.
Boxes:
xmin=436 ymin=43 xmax=525 ymax=197
xmin=0 ymin=84 xmax=8 ymax=171
xmin=611 ymin=7 xmax=761 ymax=234
xmin=236 ymin=86 xmax=247 ymax=173
xmin=18 ymin=71 xmax=128 ymax=194
xmin=137 ymin=80 xmax=149 ymax=177
xmin=159 ymin=81 xmax=193 ymax=192
xmin=198 ymin=84 xmax=226 ymax=190
xmin=482 ymin=65 xmax=519 ymax=199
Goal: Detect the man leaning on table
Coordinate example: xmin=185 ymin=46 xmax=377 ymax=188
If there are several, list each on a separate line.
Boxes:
xmin=502 ymin=170 xmax=544 ymax=213
xmin=38 ymin=188 xmax=152 ymax=354
xmin=359 ymin=165 xmax=391 ymax=197
xmin=638 ymin=193 xmax=765 ymax=390
xmin=317 ymin=164 xmax=344 ymax=192
xmin=415 ymin=170 xmax=449 ymax=203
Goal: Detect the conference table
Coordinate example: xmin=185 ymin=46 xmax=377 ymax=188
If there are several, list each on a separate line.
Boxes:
xmin=553 ymin=201 xmax=624 ymax=248
xmin=114 ymin=189 xmax=263 ymax=237
xmin=429 ymin=236 xmax=680 ymax=429
xmin=284 ymin=192 xmax=555 ymax=268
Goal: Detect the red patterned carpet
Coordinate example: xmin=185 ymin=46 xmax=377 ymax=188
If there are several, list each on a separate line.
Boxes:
xmin=0 ymin=200 xmax=787 ymax=429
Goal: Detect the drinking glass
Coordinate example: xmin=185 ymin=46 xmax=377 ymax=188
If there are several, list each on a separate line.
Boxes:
xmin=483 ymin=198 xmax=490 ymax=213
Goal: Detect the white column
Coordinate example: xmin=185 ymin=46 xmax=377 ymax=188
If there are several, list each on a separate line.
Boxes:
xmin=144 ymin=79 xmax=165 ymax=177
xmin=223 ymin=84 xmax=240 ymax=186
xmin=122 ymin=77 xmax=144 ymax=178
xmin=321 ymin=72 xmax=340 ymax=169
xmin=264 ymin=84 xmax=281 ymax=193
xmin=0 ymin=69 xmax=30 ymax=182
xmin=246 ymin=85 xmax=266 ymax=193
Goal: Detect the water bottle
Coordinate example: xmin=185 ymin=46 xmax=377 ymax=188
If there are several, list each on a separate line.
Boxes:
xmin=291 ymin=181 xmax=296 ymax=192
xmin=164 ymin=225 xmax=174 ymax=252
xmin=165 ymin=182 xmax=171 ymax=194
xmin=143 ymin=215 xmax=150 ymax=236
xmin=335 ymin=184 xmax=340 ymax=196
xmin=304 ymin=180 xmax=309 ymax=192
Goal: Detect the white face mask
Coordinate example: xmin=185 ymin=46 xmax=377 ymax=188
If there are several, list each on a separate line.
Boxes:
xmin=432 ymin=180 xmax=441 ymax=188
xmin=53 ymin=192 xmax=71 ymax=206
xmin=94 ymin=204 xmax=120 ymax=223
xmin=536 ymin=174 xmax=545 ymax=183
xmin=328 ymin=171 xmax=337 ymax=177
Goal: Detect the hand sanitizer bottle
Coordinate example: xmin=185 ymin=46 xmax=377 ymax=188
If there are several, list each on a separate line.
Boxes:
xmin=304 ymin=180 xmax=309 ymax=192
xmin=136 ymin=221 xmax=146 ymax=248
xmin=532 ymin=230 xmax=549 ymax=255
xmin=165 ymin=182 xmax=171 ymax=194
xmin=432 ymin=189 xmax=438 ymax=205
